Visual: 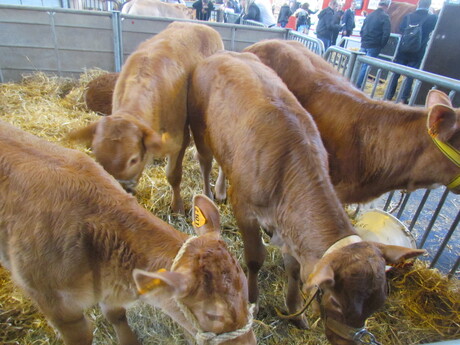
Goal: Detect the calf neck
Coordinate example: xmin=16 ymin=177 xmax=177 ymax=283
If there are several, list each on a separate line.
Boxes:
xmin=188 ymin=51 xmax=424 ymax=344
xmin=0 ymin=120 xmax=255 ymax=345
xmin=245 ymin=39 xmax=460 ymax=204
xmin=70 ymin=22 xmax=224 ymax=214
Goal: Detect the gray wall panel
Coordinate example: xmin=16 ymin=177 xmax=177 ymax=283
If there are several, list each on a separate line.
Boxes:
xmin=58 ymin=50 xmax=114 ymax=72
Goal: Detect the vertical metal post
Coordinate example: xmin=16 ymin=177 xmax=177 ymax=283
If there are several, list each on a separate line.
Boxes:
xmin=408 ymin=189 xmax=431 ymax=231
xmin=419 ymin=188 xmax=450 ymax=248
xmin=430 ymin=210 xmax=460 ymax=268
xmin=112 ymin=11 xmax=123 ymax=72
xmin=48 ymin=11 xmax=62 ymax=76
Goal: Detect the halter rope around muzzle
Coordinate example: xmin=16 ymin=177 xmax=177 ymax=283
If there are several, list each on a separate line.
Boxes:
xmin=429 ymin=128 xmax=460 ymax=190
xmin=171 ymin=236 xmax=255 ymax=345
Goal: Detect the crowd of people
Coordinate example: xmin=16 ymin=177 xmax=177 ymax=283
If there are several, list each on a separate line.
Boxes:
xmin=191 ymin=0 xmax=438 ymax=102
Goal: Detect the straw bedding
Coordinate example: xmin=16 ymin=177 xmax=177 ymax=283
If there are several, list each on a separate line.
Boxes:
xmin=0 ymin=71 xmax=458 ymax=345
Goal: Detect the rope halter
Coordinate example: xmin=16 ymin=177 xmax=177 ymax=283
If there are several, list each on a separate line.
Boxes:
xmin=171 ymin=236 xmax=255 ymax=345
xmin=428 ymin=128 xmax=460 ymax=190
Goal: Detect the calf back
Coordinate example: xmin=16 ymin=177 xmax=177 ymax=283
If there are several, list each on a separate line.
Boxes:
xmin=245 ymin=39 xmax=460 ymax=203
xmin=122 ymin=0 xmax=195 ymax=19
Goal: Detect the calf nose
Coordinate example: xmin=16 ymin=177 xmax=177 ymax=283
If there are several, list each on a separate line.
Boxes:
xmin=117 ymin=179 xmax=137 ymax=195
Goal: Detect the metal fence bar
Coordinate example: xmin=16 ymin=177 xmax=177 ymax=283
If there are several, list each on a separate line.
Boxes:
xmin=408 ymin=189 xmax=431 ymax=231
xmin=287 ymin=30 xmax=324 ymax=56
xmin=419 ymin=188 xmax=450 ymax=248
xmin=111 ymin=10 xmax=122 ymax=72
xmin=430 ymin=211 xmax=460 ymax=268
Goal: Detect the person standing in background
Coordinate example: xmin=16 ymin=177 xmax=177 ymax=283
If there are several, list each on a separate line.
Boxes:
xmin=386 ymin=0 xmax=438 ymax=103
xmin=341 ymin=1 xmax=356 ymax=38
xmin=277 ymin=2 xmax=292 ymax=27
xmin=356 ymin=0 xmax=391 ymax=88
xmin=316 ymin=0 xmax=342 ymax=50
xmin=240 ymin=0 xmax=276 ymax=26
xmin=193 ymin=0 xmax=215 ymax=20
xmin=331 ymin=3 xmax=344 ymax=45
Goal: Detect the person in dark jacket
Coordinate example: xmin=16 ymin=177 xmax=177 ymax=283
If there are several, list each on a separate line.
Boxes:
xmin=356 ymin=0 xmax=391 ymax=88
xmin=331 ymin=4 xmax=344 ymax=45
xmin=341 ymin=1 xmax=356 ymax=37
xmin=193 ymin=0 xmax=215 ymax=20
xmin=316 ymin=0 xmax=342 ymax=50
xmin=386 ymin=0 xmax=438 ymax=103
xmin=277 ymin=3 xmax=292 ymax=27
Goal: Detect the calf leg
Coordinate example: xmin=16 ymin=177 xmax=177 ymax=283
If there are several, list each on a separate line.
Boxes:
xmin=100 ymin=304 xmax=140 ymax=345
xmin=215 ymin=166 xmax=227 ymax=201
xmin=233 ymin=203 xmax=266 ymax=311
xmin=193 ymin=136 xmax=214 ymax=200
xmin=283 ymin=254 xmax=309 ymax=329
xmin=166 ymin=130 xmax=190 ymax=214
xmin=29 ymin=292 xmax=93 ymax=345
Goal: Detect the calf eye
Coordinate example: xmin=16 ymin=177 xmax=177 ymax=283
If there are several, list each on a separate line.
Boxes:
xmin=129 ymin=156 xmax=139 ymax=166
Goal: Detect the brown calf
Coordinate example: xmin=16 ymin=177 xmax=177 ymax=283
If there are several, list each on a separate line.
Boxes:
xmin=188 ymin=51 xmax=424 ymax=344
xmin=245 ymin=39 xmax=460 ymax=204
xmin=122 ymin=0 xmax=195 ymax=19
xmin=84 ymin=72 xmax=118 ymax=115
xmin=0 ymin=120 xmax=256 ymax=345
xmin=69 ymin=22 xmax=223 ymax=214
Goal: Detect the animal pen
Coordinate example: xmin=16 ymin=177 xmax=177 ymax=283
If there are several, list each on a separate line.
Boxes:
xmin=0 ymin=3 xmax=459 ymax=345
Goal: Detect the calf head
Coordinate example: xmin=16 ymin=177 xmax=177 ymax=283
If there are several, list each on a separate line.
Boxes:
xmin=68 ymin=114 xmax=167 ymax=193
xmin=134 ymin=195 xmax=256 ymax=345
xmin=305 ymin=242 xmax=425 ymax=345
xmin=425 ymin=90 xmax=460 ymax=194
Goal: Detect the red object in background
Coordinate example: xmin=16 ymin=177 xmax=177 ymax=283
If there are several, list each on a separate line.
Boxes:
xmin=286 ymin=15 xmax=297 ymax=30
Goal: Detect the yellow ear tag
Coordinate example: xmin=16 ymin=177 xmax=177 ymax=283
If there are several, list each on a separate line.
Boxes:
xmin=138 ymin=268 xmax=167 ymax=295
xmin=193 ymin=206 xmax=207 ymax=228
xmin=161 ymin=132 xmax=170 ymax=143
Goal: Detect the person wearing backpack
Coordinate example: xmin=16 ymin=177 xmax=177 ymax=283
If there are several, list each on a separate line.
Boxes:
xmin=356 ymin=0 xmax=391 ymax=88
xmin=386 ymin=0 xmax=438 ymax=103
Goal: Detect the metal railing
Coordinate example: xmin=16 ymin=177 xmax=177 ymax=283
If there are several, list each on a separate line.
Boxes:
xmin=287 ymin=30 xmax=324 ymax=56
xmin=241 ymin=19 xmax=266 ymax=27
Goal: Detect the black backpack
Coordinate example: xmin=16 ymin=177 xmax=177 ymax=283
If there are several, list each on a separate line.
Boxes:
xmin=399 ymin=14 xmax=428 ymax=53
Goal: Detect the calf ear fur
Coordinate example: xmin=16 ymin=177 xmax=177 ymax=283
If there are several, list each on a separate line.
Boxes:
xmin=67 ymin=121 xmax=99 ymax=147
xmin=427 ymin=104 xmax=458 ymax=142
xmin=133 ymin=268 xmax=190 ymax=299
xmin=192 ymin=194 xmax=221 ymax=236
xmin=426 ymin=90 xmax=458 ymax=142
xmin=375 ymin=243 xmax=426 ymax=265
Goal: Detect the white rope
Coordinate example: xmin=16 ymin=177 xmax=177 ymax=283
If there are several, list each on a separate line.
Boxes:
xmin=171 ymin=235 xmax=197 ymax=271
xmin=322 ymin=235 xmax=362 ymax=257
xmin=170 ymin=236 xmax=254 ymax=344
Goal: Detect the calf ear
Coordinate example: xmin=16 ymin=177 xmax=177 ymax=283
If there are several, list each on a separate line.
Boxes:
xmin=375 ymin=243 xmax=426 ymax=265
xmin=306 ymin=259 xmax=335 ymax=290
xmin=142 ymin=129 xmax=163 ymax=153
xmin=133 ymin=268 xmax=190 ymax=299
xmin=427 ymin=104 xmax=458 ymax=142
xmin=67 ymin=121 xmax=98 ymax=147
xmin=192 ymin=194 xmax=221 ymax=236
xmin=426 ymin=89 xmax=452 ymax=108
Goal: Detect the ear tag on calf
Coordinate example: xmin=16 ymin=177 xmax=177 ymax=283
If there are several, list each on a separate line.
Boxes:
xmin=193 ymin=206 xmax=207 ymax=228
xmin=161 ymin=132 xmax=170 ymax=143
xmin=138 ymin=268 xmax=167 ymax=295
